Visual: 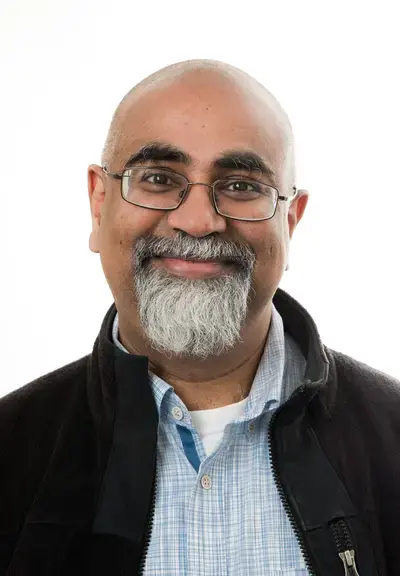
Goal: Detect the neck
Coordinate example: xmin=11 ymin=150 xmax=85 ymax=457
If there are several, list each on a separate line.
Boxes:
xmin=117 ymin=304 xmax=272 ymax=411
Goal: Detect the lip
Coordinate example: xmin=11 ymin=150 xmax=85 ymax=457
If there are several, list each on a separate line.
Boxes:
xmin=152 ymin=257 xmax=233 ymax=278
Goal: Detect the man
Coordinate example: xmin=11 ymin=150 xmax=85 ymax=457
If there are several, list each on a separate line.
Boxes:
xmin=1 ymin=60 xmax=399 ymax=576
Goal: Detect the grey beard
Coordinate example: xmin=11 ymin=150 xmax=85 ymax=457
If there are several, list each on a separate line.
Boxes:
xmin=133 ymin=262 xmax=255 ymax=360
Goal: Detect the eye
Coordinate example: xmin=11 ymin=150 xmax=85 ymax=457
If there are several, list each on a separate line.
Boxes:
xmin=218 ymin=179 xmax=263 ymax=195
xmin=225 ymin=180 xmax=260 ymax=192
xmin=142 ymin=172 xmax=173 ymax=186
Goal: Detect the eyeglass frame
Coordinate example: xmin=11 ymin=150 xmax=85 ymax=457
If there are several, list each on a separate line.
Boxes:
xmin=101 ymin=165 xmax=298 ymax=222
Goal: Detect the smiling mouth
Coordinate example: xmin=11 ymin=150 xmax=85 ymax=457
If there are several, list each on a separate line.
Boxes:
xmin=154 ymin=256 xmax=234 ymax=264
xmin=150 ymin=256 xmax=236 ymax=279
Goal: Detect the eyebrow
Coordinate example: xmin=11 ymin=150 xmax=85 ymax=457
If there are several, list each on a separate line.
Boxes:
xmin=123 ymin=142 xmax=277 ymax=183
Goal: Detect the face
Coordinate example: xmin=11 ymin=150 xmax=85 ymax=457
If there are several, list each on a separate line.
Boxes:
xmin=88 ymin=71 xmax=308 ymax=360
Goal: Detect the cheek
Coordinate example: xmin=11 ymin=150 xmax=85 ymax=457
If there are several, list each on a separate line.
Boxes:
xmin=261 ymin=237 xmax=286 ymax=268
xmin=251 ymin=225 xmax=287 ymax=287
xmin=248 ymin=218 xmax=285 ymax=262
xmin=98 ymin=212 xmax=133 ymax=290
xmin=101 ymin=205 xmax=136 ymax=252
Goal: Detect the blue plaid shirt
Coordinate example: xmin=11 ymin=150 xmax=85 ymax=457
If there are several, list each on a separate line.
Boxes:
xmin=113 ymin=304 xmax=309 ymax=575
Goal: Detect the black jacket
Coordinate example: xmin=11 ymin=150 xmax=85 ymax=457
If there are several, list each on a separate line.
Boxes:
xmin=1 ymin=288 xmax=400 ymax=575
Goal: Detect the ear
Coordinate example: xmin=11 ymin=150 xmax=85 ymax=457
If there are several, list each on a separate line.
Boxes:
xmin=287 ymin=189 xmax=309 ymax=240
xmin=88 ymin=165 xmax=106 ymax=254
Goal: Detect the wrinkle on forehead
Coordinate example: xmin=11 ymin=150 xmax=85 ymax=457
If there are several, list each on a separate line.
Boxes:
xmin=101 ymin=59 xmax=295 ymax=187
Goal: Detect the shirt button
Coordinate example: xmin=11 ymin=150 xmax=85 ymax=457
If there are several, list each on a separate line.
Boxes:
xmin=172 ymin=406 xmax=183 ymax=421
xmin=201 ymin=474 xmax=212 ymax=490
xmin=248 ymin=422 xmax=255 ymax=433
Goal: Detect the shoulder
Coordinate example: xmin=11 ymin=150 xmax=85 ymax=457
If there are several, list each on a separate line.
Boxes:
xmin=0 ymin=355 xmax=90 ymax=437
xmin=326 ymin=346 xmax=400 ymax=398
xmin=0 ymin=356 xmax=91 ymax=532
xmin=322 ymin=346 xmax=400 ymax=429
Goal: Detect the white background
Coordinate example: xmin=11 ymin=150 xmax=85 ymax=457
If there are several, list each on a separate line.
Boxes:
xmin=2 ymin=1 xmax=399 ymax=397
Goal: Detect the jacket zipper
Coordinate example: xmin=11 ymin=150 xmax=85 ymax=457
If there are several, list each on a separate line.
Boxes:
xmin=330 ymin=519 xmax=361 ymax=575
xmin=138 ymin=463 xmax=158 ymax=575
xmin=268 ymin=383 xmax=317 ymax=575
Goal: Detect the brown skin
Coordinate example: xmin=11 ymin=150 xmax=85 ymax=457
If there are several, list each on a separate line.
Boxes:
xmin=88 ymin=69 xmax=309 ymax=410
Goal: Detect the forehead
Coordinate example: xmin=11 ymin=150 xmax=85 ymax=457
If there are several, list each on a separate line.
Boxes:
xmin=116 ymin=73 xmax=289 ymax=173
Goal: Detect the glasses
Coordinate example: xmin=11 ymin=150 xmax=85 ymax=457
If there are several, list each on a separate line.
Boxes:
xmin=102 ymin=165 xmax=298 ymax=222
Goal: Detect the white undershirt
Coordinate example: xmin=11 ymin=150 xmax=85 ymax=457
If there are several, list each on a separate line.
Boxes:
xmin=189 ymin=397 xmax=248 ymax=456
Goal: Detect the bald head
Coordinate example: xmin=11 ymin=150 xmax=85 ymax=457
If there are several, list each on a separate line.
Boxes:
xmin=101 ymin=59 xmax=295 ymax=188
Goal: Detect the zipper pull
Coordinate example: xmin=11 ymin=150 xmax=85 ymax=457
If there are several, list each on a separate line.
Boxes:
xmin=338 ymin=549 xmax=360 ymax=575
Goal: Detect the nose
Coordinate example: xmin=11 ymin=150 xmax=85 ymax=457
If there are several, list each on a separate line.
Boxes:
xmin=166 ymin=182 xmax=228 ymax=237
